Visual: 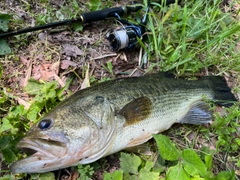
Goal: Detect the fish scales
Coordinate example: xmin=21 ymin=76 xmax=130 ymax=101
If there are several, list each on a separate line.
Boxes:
xmin=83 ymin=79 xmax=190 ymax=111
xmin=10 ymin=73 xmax=238 ymax=174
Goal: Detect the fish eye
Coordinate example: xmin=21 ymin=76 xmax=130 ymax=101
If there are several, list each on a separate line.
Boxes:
xmin=38 ymin=118 xmax=53 ymax=130
xmin=95 ymin=96 xmax=104 ymax=103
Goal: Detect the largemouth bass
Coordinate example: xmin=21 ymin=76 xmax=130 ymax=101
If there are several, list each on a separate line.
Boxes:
xmin=10 ymin=73 xmax=237 ymax=174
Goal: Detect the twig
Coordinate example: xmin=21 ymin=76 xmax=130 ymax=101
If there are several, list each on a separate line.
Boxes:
xmin=93 ymin=53 xmax=117 ymax=60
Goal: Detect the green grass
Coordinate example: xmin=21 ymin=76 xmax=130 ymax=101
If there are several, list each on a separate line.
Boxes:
xmin=0 ymin=0 xmax=240 ymax=179
xmin=145 ymin=0 xmax=240 ymax=74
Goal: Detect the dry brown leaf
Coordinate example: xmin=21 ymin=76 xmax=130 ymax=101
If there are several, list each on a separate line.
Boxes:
xmin=80 ymin=63 xmax=90 ymax=90
xmin=21 ymin=60 xmax=32 ymax=87
xmin=38 ymin=32 xmax=48 ymax=41
xmin=52 ymin=31 xmax=71 ymax=43
xmin=32 ymin=65 xmax=41 ymax=80
xmin=39 ymin=64 xmax=55 ymax=81
xmin=62 ymin=43 xmax=83 ymax=57
xmin=53 ymin=73 xmax=65 ymax=87
xmin=52 ymin=60 xmax=60 ymax=75
xmin=61 ymin=60 xmax=78 ymax=69
xmin=71 ymin=170 xmax=80 ymax=180
xmin=20 ymin=55 xmax=29 ymax=66
xmin=17 ymin=97 xmax=30 ymax=109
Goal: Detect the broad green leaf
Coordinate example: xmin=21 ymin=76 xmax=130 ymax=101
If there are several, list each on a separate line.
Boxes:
xmin=191 ymin=175 xmax=205 ymax=180
xmin=140 ymin=161 xmax=154 ymax=173
xmin=24 ymin=78 xmax=43 ymax=95
xmin=0 ymin=39 xmax=11 ymax=55
xmin=45 ymin=88 xmax=56 ymax=99
xmin=39 ymin=172 xmax=55 ymax=180
xmin=235 ymin=138 xmax=240 ymax=146
xmin=139 ymin=161 xmax=160 ymax=179
xmin=0 ymin=118 xmax=15 ymax=133
xmin=204 ymin=154 xmax=212 ymax=170
xmin=1 ymin=147 xmax=17 ymax=164
xmin=139 ymin=172 xmax=159 ymax=180
xmin=89 ymin=0 xmax=101 ymax=11
xmin=182 ymin=149 xmax=207 ymax=177
xmin=123 ymin=173 xmax=138 ymax=180
xmin=27 ymin=104 xmax=42 ymax=122
xmin=0 ymin=105 xmax=25 ymax=134
xmin=0 ymin=14 xmax=11 ymax=32
xmin=30 ymin=174 xmax=41 ymax=179
xmin=24 ymin=79 xmax=58 ymax=101
xmin=183 ymin=162 xmax=199 ymax=177
xmin=120 ymin=152 xmax=142 ymax=175
xmin=73 ymin=22 xmax=83 ymax=32
xmin=9 ymin=105 xmax=25 ymax=117
xmin=0 ymin=136 xmax=20 ymax=164
xmin=0 ymin=136 xmax=9 ymax=149
xmin=0 ymin=91 xmax=7 ymax=104
xmin=0 ymin=174 xmax=15 ymax=180
xmin=153 ymin=134 xmax=181 ymax=161
xmin=216 ymin=170 xmax=235 ymax=180
xmin=166 ymin=163 xmax=190 ymax=180
xmin=31 ymin=172 xmax=55 ymax=180
xmin=41 ymin=81 xmax=58 ymax=95
xmin=152 ymin=155 xmax=165 ymax=174
xmin=103 ymin=170 xmax=123 ymax=180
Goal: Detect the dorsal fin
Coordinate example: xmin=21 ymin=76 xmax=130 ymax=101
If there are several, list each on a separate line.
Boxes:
xmin=118 ymin=97 xmax=152 ymax=126
xmin=145 ymin=71 xmax=176 ymax=79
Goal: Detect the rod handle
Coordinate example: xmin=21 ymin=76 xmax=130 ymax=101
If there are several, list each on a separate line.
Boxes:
xmin=81 ymin=7 xmax=125 ymax=23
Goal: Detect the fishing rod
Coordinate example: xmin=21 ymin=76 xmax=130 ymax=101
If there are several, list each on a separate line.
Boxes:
xmin=0 ymin=0 xmax=176 ymax=53
xmin=0 ymin=0 xmax=176 ymax=39
xmin=0 ymin=5 xmax=142 ymax=39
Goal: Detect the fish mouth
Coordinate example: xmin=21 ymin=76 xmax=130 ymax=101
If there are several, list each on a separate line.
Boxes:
xmin=17 ymin=138 xmax=67 ymax=158
xmin=20 ymin=147 xmax=37 ymax=155
xmin=10 ymin=137 xmax=69 ymax=174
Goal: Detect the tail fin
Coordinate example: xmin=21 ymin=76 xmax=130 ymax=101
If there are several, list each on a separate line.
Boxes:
xmin=203 ymin=76 xmax=237 ymax=107
xmin=180 ymin=76 xmax=237 ymax=125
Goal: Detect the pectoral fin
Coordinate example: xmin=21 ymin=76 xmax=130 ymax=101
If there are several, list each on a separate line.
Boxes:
xmin=180 ymin=101 xmax=212 ymax=125
xmin=125 ymin=143 xmax=153 ymax=155
xmin=118 ymin=97 xmax=152 ymax=126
